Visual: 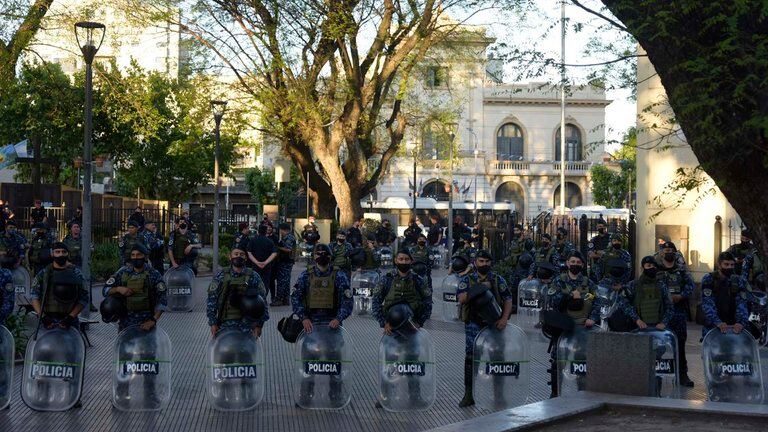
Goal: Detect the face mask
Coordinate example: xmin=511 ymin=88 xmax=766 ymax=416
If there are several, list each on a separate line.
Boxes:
xmin=131 ymin=258 xmax=145 ymax=268
xmin=741 ymin=240 xmax=751 ymax=247
xmin=609 ymin=267 xmax=624 ymax=278
xmin=396 ymin=263 xmax=411 ymax=273
xmin=556 ymin=234 xmax=564 ymax=240
xmin=476 ymin=265 xmax=490 ymax=275
xmin=232 ymin=257 xmax=246 ymax=268
xmin=568 ymin=265 xmax=583 ymax=275
xmin=315 ymin=255 xmax=331 ymax=266
xmin=643 ymin=268 xmax=658 ymax=279
xmin=598 ymin=228 xmax=606 ymax=234
xmin=179 ymin=224 xmax=187 ymax=230
xmin=537 ymin=269 xmax=552 ymax=280
xmin=53 ymin=255 xmax=68 ymax=266
xmin=37 ymin=232 xmax=46 ymax=237
xmin=612 ymin=243 xmax=621 ymax=249
xmin=337 ymin=238 xmax=345 ymax=243
xmin=721 ymin=268 xmax=733 ymax=277
xmin=542 ymin=241 xmax=551 ymax=248
xmin=664 ymin=252 xmax=676 ymax=262
xmin=418 ymin=241 xmax=426 ymax=246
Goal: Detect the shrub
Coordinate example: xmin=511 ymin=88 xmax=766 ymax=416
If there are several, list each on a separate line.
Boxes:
xmin=92 ymin=242 xmax=121 ymax=281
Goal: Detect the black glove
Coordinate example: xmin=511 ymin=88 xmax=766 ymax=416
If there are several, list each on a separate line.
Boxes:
xmin=41 ymin=315 xmax=55 ymax=328
xmin=61 ymin=315 xmax=79 ymax=329
xmin=567 ymin=297 xmax=585 ymax=311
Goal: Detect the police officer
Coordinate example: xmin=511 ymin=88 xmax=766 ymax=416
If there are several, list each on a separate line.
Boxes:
xmin=359 ymin=236 xmax=381 ymax=271
xmin=67 ymin=206 xmax=83 ymax=229
xmin=550 ymin=253 xmax=600 ymax=327
xmin=232 ymin=222 xmax=252 ymax=253
xmin=554 ymin=227 xmax=575 ymax=272
xmin=658 ymin=242 xmax=695 ymax=387
xmin=330 ymin=229 xmax=352 ymax=277
xmin=0 ymin=220 xmax=25 ymax=269
xmin=596 ymin=258 xmax=632 ymax=331
xmin=347 ymin=219 xmax=363 ymax=248
xmin=0 ymin=265 xmax=12 ymax=326
xmin=376 ymin=220 xmax=395 ymax=247
xmin=409 ymin=234 xmax=432 ymax=289
xmin=207 ymin=247 xmax=269 ymax=337
xmin=168 ymin=219 xmax=202 ymax=274
xmin=30 ymin=242 xmax=88 ymax=329
xmin=529 ymin=233 xmax=560 ymax=278
xmin=427 ymin=214 xmax=443 ymax=247
xmin=290 ymin=243 xmax=353 ymax=406
xmin=275 ymin=223 xmax=296 ymax=306
xmin=140 ymin=221 xmax=165 ymax=272
xmin=726 ymin=229 xmax=753 ymax=276
xmin=506 ymin=224 xmax=526 ymax=268
xmin=248 ymin=225 xmax=278 ymax=301
xmin=28 ymin=222 xmax=53 ymax=275
xmin=595 ymin=234 xmax=631 ymax=283
xmin=371 ymin=249 xmax=432 ymax=334
xmin=103 ymin=244 xmax=167 ymax=331
xmin=62 ymin=222 xmax=83 ymax=268
xmin=301 ymin=218 xmax=320 ymax=249
xmin=456 ymin=250 xmax=513 ymax=407
xmin=587 ymin=218 xmax=611 ymax=281
xmin=119 ymin=221 xmax=145 ymax=266
xmin=700 ymin=252 xmax=749 ymax=337
xmin=618 ymin=256 xmax=673 ymax=331
xmin=403 ymin=218 xmax=422 ymax=248
xmin=728 ymin=229 xmax=763 ymax=287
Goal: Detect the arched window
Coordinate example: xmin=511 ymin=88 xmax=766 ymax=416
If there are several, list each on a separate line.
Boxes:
xmin=553 ymin=182 xmax=583 ymax=209
xmin=495 ymin=181 xmax=525 ymax=215
xmin=421 ymin=180 xmax=451 ymax=201
xmin=496 ymin=123 xmax=524 ymax=160
xmin=554 ymin=124 xmax=583 ymax=161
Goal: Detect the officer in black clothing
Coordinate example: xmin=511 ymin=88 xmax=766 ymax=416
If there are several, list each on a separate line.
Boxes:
xmin=587 ymin=218 xmax=611 ymax=282
xmin=403 ymin=218 xmax=422 ymax=248
xmin=347 ymin=218 xmax=363 ymax=248
xmin=67 ymin=206 xmax=83 ymax=229
xmin=30 ymin=200 xmax=47 ymax=225
xmin=427 ymin=215 xmax=443 ymax=247
xmin=470 ymin=222 xmax=483 ymax=249
xmin=247 ymin=225 xmax=278 ymax=302
xmin=128 ymin=206 xmax=145 ymax=229
xmin=376 ymin=220 xmax=396 ymax=246
xmin=452 ymin=216 xmax=470 ymax=254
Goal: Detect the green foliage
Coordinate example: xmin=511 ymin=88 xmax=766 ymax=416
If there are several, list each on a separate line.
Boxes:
xmin=245 ymin=164 xmax=303 ymax=209
xmin=590 ymin=128 xmax=636 ymax=208
xmin=218 ymin=245 xmax=231 ymax=268
xmin=3 ymin=310 xmax=31 ymax=359
xmin=91 ymin=242 xmax=121 ymax=281
xmin=219 ymin=232 xmax=235 ymax=248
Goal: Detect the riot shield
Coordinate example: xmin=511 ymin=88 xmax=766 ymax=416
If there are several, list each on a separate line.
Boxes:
xmin=377 ymin=247 xmax=394 ymax=269
xmin=352 ymin=270 xmax=379 ymax=315
xmin=378 ymin=328 xmax=435 ymax=411
xmin=440 ymin=274 xmax=460 ymax=322
xmin=747 ymin=291 xmax=768 ymax=346
xmin=429 ymin=247 xmax=443 ymax=269
xmin=556 ymin=326 xmax=602 ymax=396
xmin=596 ymin=283 xmax=618 ymax=331
xmin=702 ymin=328 xmax=764 ymax=404
xmin=294 ymin=324 xmax=352 ymax=410
xmin=12 ymin=265 xmax=31 ymax=306
xmin=515 ymin=279 xmax=542 ymax=331
xmin=112 ymin=325 xmax=172 ymax=411
xmin=632 ymin=328 xmax=679 ymax=398
xmin=473 ymin=325 xmax=530 ymax=410
xmin=164 ymin=266 xmax=195 ymax=312
xmin=0 ymin=325 xmax=14 ymax=410
xmin=21 ymin=326 xmax=86 ymax=411
xmin=207 ymin=328 xmax=264 ymax=411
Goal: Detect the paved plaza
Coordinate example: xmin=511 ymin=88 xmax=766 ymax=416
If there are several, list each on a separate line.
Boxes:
xmin=0 ymin=267 xmax=763 ymax=432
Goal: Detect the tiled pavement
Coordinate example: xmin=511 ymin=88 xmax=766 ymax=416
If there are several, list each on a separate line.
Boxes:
xmin=0 ymin=268 xmax=763 ymax=431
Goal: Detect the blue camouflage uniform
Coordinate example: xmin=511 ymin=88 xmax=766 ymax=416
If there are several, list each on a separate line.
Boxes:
xmin=700 ymin=271 xmax=750 ymax=338
xmin=103 ymin=265 xmax=168 ymax=331
xmin=548 ymin=273 xmax=602 ymax=325
xmin=276 ymin=232 xmax=296 ymax=302
xmin=658 ymin=265 xmax=694 ymax=335
xmin=119 ymin=233 xmax=146 ymax=265
xmin=529 ymin=245 xmax=561 ymax=278
xmin=371 ymin=270 xmax=432 ymax=327
xmin=291 ymin=266 xmax=353 ymax=324
xmin=0 ymin=231 xmax=25 ymax=268
xmin=457 ymin=270 xmax=512 ymax=355
xmin=140 ymin=229 xmax=165 ymax=253
xmin=232 ymin=232 xmax=252 ymax=252
xmin=207 ymin=267 xmax=269 ymax=333
xmin=0 ymin=268 xmax=13 ymax=325
xmin=617 ymin=275 xmax=674 ymax=326
xmin=594 ymin=247 xmax=632 ymax=283
xmin=30 ymin=265 xmax=88 ymax=324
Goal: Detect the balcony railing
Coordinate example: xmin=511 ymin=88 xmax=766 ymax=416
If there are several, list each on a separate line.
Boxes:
xmin=487 ymin=159 xmax=592 ymax=174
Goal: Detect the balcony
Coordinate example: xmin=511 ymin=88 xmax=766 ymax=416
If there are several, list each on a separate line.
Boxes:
xmin=487 ymin=159 xmax=592 ymax=175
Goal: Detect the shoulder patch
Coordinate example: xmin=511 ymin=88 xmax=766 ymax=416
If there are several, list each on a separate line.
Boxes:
xmin=587 ymin=242 xmax=594 ymax=249
xmin=3 ymin=282 xmax=12 ymax=293
xmin=156 ymin=281 xmax=167 ymax=293
xmin=703 ymin=288 xmax=712 ymax=297
xmin=741 ymin=291 xmax=747 ymax=299
xmin=106 ymin=277 xmax=116 ymax=286
xmin=344 ymin=289 xmax=353 ymax=298
xmin=208 ymin=281 xmax=219 ymax=293
xmin=118 ymin=241 xmax=124 ymax=247
xmin=547 ymin=287 xmax=557 ymax=295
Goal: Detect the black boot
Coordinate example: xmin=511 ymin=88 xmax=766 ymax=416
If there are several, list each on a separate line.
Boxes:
xmin=459 ymin=356 xmax=475 ymax=407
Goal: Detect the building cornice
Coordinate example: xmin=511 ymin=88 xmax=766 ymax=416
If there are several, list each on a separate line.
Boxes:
xmin=484 ymin=98 xmax=612 ymax=108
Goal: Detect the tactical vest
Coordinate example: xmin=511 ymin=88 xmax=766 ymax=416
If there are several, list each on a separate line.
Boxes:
xmin=411 ymin=246 xmax=429 ymax=264
xmin=559 ymin=274 xmax=593 ymax=324
xmin=661 ymin=268 xmax=682 ymax=295
xmin=42 ymin=266 xmax=79 ymax=316
xmin=749 ymin=253 xmax=764 ymax=283
xmin=64 ymin=236 xmax=82 ymax=265
xmin=304 ymin=270 xmax=339 ymax=312
xmin=124 ymin=270 xmax=152 ymax=313
xmin=218 ymin=270 xmax=251 ymax=322
xmin=122 ymin=234 xmax=140 ymax=261
xmin=30 ymin=236 xmax=50 ymax=263
xmin=508 ymin=236 xmax=525 ymax=266
xmin=331 ymin=243 xmax=350 ymax=269
xmin=172 ymin=232 xmax=191 ymax=259
xmin=600 ymin=247 xmax=625 ymax=276
xmin=536 ymin=246 xmax=554 ymax=264
xmin=633 ymin=276 xmax=662 ymax=324
xmin=361 ymin=246 xmax=377 ymax=270
xmin=710 ymin=272 xmax=740 ymax=325
xmin=383 ymin=273 xmax=421 ymax=313
xmin=460 ymin=273 xmax=502 ymax=324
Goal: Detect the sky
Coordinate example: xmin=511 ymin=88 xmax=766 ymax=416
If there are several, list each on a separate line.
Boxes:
xmin=462 ymin=0 xmax=636 ymax=146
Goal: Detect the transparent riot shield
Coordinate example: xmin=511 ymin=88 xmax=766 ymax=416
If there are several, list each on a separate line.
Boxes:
xmin=294 ymin=324 xmax=352 ymax=410
xmin=0 ymin=325 xmax=13 ymax=410
xmin=632 ymin=328 xmax=679 ymax=398
xmin=207 ymin=328 xmax=264 ymax=411
xmin=378 ymin=328 xmax=435 ymax=411
xmin=352 ymin=270 xmax=380 ymax=315
xmin=164 ymin=266 xmax=195 ymax=312
xmin=747 ymin=291 xmax=768 ymax=346
xmin=12 ymin=265 xmax=31 ymax=306
xmin=21 ymin=326 xmax=86 ymax=411
xmin=702 ymin=328 xmax=764 ymax=404
xmin=596 ymin=282 xmax=618 ymax=331
xmin=516 ymin=279 xmax=542 ymax=331
xmin=473 ymin=324 xmax=530 ymax=411
xmin=557 ymin=326 xmax=603 ymax=396
xmin=377 ymin=247 xmax=394 ymax=269
xmin=112 ymin=325 xmax=172 ymax=411
xmin=429 ymin=247 xmax=443 ymax=269
xmin=440 ymin=274 xmax=460 ymax=322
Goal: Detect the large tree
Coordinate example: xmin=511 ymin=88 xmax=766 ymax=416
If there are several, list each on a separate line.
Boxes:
xmin=0 ymin=0 xmax=54 ymax=88
xmin=128 ymin=0 xmax=485 ymax=226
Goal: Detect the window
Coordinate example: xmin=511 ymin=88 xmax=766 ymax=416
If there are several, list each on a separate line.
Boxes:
xmin=496 ymin=123 xmax=524 ymax=160
xmin=421 ymin=180 xmax=450 ymax=201
xmin=495 ymin=181 xmax=525 ymax=215
xmin=553 ymin=182 xmax=583 ymax=209
xmin=425 ymin=66 xmax=448 ymax=88
xmin=421 ymin=123 xmax=450 ymax=159
xmin=555 ymin=124 xmax=583 ymax=161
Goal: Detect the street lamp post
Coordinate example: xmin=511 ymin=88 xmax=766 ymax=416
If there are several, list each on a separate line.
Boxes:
xmin=75 ymin=21 xmax=105 ymax=314
xmin=447 ymin=125 xmax=457 ymax=259
xmin=412 ymin=148 xmax=418 ymax=218
xmin=211 ymin=100 xmax=228 ymax=274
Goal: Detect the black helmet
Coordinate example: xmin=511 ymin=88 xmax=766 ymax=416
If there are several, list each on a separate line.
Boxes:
xmin=518 ymin=253 xmax=534 ymax=270
xmin=467 ymin=286 xmax=502 ymax=326
xmin=314 ymin=243 xmax=332 ymax=255
xmin=187 ymin=248 xmax=199 ymax=259
xmin=349 ymin=247 xmax=366 ymax=268
xmin=451 ymin=255 xmax=469 ymax=273
xmin=100 ymin=295 xmax=127 ymax=323
xmin=412 ymin=261 xmax=428 ymax=275
xmin=523 ymin=238 xmax=535 ymax=252
xmin=240 ymin=294 xmax=266 ymax=320
xmin=278 ymin=314 xmax=304 ymax=343
xmin=386 ymin=303 xmax=414 ymax=330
